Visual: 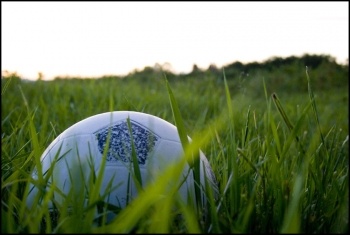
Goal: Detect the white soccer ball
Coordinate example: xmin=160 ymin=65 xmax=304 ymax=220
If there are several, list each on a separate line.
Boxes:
xmin=26 ymin=111 xmax=217 ymax=221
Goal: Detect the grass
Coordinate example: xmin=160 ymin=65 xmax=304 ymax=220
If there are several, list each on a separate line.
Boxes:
xmin=1 ymin=68 xmax=349 ymax=233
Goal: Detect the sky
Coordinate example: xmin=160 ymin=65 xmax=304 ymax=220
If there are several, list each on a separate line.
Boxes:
xmin=1 ymin=1 xmax=349 ymax=80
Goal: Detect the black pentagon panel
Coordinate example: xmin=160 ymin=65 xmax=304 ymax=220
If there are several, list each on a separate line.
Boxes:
xmin=94 ymin=120 xmax=160 ymax=165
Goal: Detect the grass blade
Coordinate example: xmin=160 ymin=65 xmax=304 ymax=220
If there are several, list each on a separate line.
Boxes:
xmin=165 ymin=76 xmax=202 ymax=216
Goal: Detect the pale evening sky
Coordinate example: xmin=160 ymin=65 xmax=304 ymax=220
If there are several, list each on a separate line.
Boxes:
xmin=1 ymin=1 xmax=349 ymax=80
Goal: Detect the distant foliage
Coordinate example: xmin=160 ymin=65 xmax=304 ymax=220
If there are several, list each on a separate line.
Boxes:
xmin=217 ymin=54 xmax=348 ymax=94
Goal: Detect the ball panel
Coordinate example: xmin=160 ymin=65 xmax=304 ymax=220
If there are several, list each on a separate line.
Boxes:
xmin=94 ymin=119 xmax=161 ymax=165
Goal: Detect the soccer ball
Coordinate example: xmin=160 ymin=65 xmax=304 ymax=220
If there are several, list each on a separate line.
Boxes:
xmin=26 ymin=111 xmax=217 ymax=221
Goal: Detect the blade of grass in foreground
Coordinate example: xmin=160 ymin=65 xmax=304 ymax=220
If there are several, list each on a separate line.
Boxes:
xmin=165 ymin=78 xmax=189 ymax=149
xmin=127 ymin=117 xmax=143 ymax=190
xmin=271 ymin=93 xmax=294 ymax=132
xmin=272 ymin=92 xmax=307 ymax=157
xmin=165 ymin=77 xmax=202 ymax=214
xmin=18 ymin=85 xmax=43 ymax=182
xmin=306 ymin=66 xmax=326 ymax=146
xmin=305 ymin=66 xmax=330 ymax=172
xmin=222 ymin=68 xmax=240 ymax=216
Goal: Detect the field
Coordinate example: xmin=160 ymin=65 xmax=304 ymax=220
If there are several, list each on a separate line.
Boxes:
xmin=1 ymin=55 xmax=349 ymax=233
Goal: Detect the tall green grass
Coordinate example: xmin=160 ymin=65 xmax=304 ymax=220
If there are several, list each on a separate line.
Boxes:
xmin=1 ymin=69 xmax=348 ymax=233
